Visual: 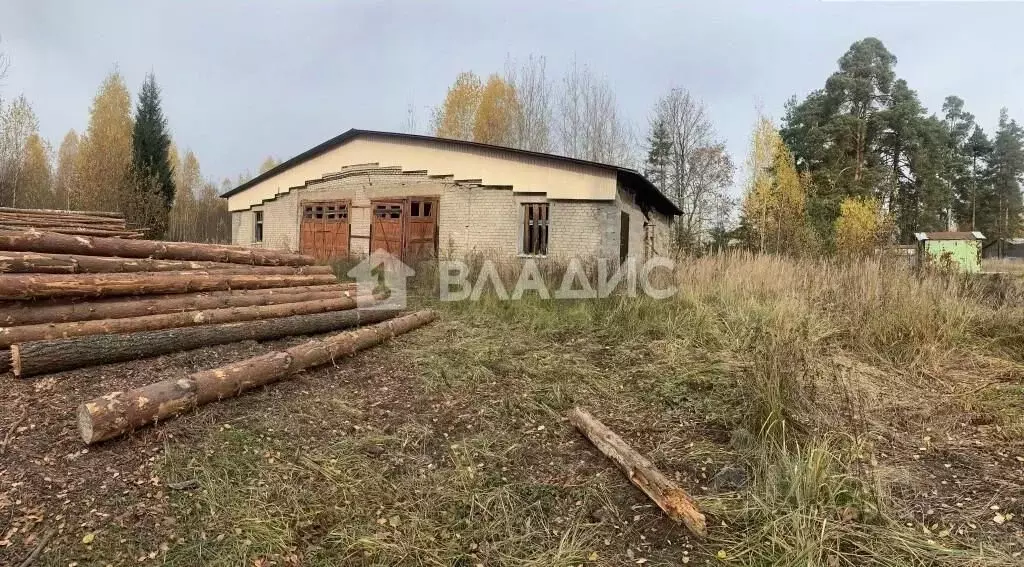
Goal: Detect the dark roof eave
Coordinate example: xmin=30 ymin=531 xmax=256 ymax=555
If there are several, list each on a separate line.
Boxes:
xmin=220 ymin=129 xmax=681 ymax=217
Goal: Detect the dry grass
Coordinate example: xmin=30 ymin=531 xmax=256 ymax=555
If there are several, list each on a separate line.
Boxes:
xmin=4 ymin=253 xmax=1022 ymax=566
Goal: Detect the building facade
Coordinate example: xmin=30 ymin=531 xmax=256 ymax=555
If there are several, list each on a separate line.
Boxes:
xmin=223 ymin=130 xmax=678 ymax=262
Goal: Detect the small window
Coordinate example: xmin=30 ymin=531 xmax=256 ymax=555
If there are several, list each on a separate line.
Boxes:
xmin=411 ymin=201 xmax=420 ymax=217
xmin=423 ymin=202 xmax=432 ymax=217
xmin=303 ymin=206 xmax=314 ymax=219
xmin=314 ymin=206 xmax=324 ymax=219
xmin=521 ymin=203 xmax=549 ymax=256
xmin=619 ymin=211 xmax=630 ymax=262
xmin=253 ymin=211 xmax=264 ymax=242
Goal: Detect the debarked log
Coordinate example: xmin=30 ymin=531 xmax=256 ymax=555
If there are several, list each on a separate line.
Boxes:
xmin=12 ymin=307 xmax=399 ymax=377
xmin=0 ymin=295 xmax=366 ymax=346
xmin=77 ymin=310 xmax=438 ymax=443
xmin=0 ymin=271 xmax=338 ymax=300
xmin=0 ymin=229 xmax=314 ymax=266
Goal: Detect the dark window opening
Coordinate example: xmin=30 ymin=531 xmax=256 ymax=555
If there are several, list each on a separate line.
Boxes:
xmin=411 ymin=201 xmax=420 ymax=217
xmin=253 ymin=211 xmax=264 ymax=242
xmin=423 ymin=201 xmax=432 ymax=217
xmin=521 ymin=203 xmax=549 ymax=256
xmin=374 ymin=204 xmax=402 ymax=219
xmin=619 ymin=211 xmax=630 ymax=262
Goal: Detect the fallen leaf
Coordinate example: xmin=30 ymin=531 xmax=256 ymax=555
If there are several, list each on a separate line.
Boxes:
xmin=82 ymin=532 xmax=95 ymax=544
xmin=588 ymin=551 xmax=598 ymax=561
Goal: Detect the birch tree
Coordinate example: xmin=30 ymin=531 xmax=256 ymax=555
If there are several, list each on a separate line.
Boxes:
xmin=432 ymin=72 xmax=483 ymax=141
xmin=505 ymin=55 xmax=552 ymax=152
xmin=17 ymin=133 xmax=54 ymax=208
xmin=472 ymin=74 xmax=519 ymax=145
xmin=75 ymin=71 xmax=133 ymax=212
xmin=0 ymin=95 xmax=40 ymax=206
xmin=53 ymin=130 xmax=79 ymax=209
xmin=556 ymin=59 xmax=634 ymax=167
xmin=650 ymin=88 xmax=733 ymax=249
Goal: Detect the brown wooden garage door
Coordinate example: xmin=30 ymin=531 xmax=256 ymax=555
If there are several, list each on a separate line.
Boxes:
xmin=300 ymin=200 xmax=350 ymax=260
xmin=369 ymin=198 xmax=438 ymax=260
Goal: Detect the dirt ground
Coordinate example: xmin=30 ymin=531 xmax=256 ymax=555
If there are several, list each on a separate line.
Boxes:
xmin=1 ymin=302 xmax=1022 ymax=566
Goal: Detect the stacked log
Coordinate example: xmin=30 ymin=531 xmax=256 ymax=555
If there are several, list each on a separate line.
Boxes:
xmin=78 ymin=310 xmax=438 ymax=444
xmin=0 ymin=228 xmax=397 ymax=378
xmin=0 ymin=207 xmax=145 ymax=238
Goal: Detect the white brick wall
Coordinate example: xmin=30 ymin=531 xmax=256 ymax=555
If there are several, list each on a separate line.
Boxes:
xmin=230 ymin=169 xmax=672 ymax=260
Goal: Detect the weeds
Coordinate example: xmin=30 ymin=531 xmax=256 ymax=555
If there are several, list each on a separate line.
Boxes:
xmin=135 ymin=252 xmax=1024 ymax=566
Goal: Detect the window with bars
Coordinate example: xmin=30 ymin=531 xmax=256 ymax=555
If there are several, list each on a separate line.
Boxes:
xmin=253 ymin=211 xmax=263 ymax=242
xmin=303 ymin=202 xmax=348 ymax=221
xmin=521 ymin=203 xmax=549 ymax=256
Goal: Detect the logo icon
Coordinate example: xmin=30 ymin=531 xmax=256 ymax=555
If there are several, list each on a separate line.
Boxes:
xmin=346 ymin=250 xmax=415 ymax=309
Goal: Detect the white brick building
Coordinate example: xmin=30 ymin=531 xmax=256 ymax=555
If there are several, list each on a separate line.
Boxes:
xmin=223 ymin=130 xmax=679 ymax=261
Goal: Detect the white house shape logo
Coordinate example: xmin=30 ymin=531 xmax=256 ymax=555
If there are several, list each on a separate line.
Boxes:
xmin=346 ymin=250 xmax=415 ymax=309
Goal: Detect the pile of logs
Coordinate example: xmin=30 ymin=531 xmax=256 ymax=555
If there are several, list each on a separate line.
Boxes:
xmin=0 ymin=207 xmax=145 ymax=238
xmin=0 ymin=227 xmax=386 ymax=378
xmin=0 ymin=223 xmax=438 ymax=446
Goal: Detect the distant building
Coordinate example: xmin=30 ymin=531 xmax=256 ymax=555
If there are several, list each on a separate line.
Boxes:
xmin=914 ymin=231 xmax=985 ymax=273
xmin=981 ymin=238 xmax=1024 ymax=260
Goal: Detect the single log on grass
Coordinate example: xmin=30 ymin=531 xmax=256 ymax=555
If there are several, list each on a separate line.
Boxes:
xmin=0 ymin=229 xmax=314 ymax=266
xmin=0 ymin=271 xmax=338 ymax=300
xmin=77 ymin=309 xmax=437 ymax=443
xmin=0 ymin=251 xmax=333 ymax=274
xmin=0 ymin=295 xmax=366 ymax=345
xmin=0 ymin=283 xmax=355 ymax=326
xmin=568 ymin=407 xmax=707 ymax=537
xmin=12 ymin=307 xmax=399 ymax=377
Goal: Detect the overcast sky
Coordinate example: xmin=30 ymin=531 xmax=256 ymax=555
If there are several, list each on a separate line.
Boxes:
xmin=2 ymin=0 xmax=1023 ymax=194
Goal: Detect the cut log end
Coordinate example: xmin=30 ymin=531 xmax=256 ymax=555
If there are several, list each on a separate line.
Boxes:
xmin=77 ymin=403 xmax=95 ymax=444
xmin=10 ymin=344 xmax=20 ymax=376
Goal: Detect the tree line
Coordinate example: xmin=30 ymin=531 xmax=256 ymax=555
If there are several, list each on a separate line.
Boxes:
xmin=0 ymin=43 xmax=283 ymax=243
xmin=423 ymin=57 xmax=736 ymax=250
xmin=426 ymin=41 xmax=1024 ymax=256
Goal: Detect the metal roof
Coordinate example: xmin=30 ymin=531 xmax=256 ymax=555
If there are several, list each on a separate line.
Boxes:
xmin=220 ymin=129 xmax=683 ymax=216
xmin=914 ymin=231 xmax=985 ymax=241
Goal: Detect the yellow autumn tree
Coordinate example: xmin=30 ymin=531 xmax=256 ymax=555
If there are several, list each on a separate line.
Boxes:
xmin=834 ymin=196 xmax=890 ymax=257
xmin=53 ymin=130 xmax=79 ymax=210
xmin=472 ymin=74 xmax=519 ymax=145
xmin=74 ymin=71 xmax=134 ymax=212
xmin=741 ymin=114 xmax=810 ymax=255
xmin=17 ymin=133 xmax=54 ymax=208
xmin=258 ymin=156 xmax=280 ymax=174
xmin=433 ymin=71 xmax=483 ymax=141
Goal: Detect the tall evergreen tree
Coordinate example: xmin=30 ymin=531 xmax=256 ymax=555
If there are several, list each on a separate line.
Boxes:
xmin=964 ymin=126 xmax=994 ymax=231
xmin=644 ymin=119 xmax=671 ymax=192
xmin=941 ymin=96 xmax=976 ymax=228
xmin=132 ymin=73 xmax=175 ymax=207
xmin=781 ymin=37 xmax=897 ymax=238
xmin=987 ymin=108 xmax=1024 ymax=251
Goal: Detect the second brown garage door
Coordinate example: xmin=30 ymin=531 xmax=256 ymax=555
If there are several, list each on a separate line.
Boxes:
xmin=370 ymin=197 xmax=438 ymax=260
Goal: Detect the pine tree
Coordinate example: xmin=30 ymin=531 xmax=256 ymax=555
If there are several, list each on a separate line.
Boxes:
xmin=132 ymin=73 xmax=175 ymax=207
xmin=987 ymin=108 xmax=1024 ymax=251
xmin=941 ymin=96 xmax=976 ymax=228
